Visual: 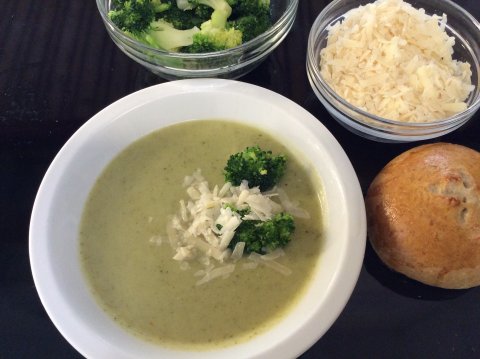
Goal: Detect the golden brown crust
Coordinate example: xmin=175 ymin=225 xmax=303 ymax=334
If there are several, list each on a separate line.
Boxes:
xmin=366 ymin=143 xmax=480 ymax=289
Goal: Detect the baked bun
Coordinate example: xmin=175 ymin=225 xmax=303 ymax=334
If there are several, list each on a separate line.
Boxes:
xmin=366 ymin=143 xmax=480 ymax=289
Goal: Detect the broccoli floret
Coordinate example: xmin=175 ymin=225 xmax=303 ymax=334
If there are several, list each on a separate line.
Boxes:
xmin=186 ymin=20 xmax=242 ymax=52
xmin=129 ymin=19 xmax=199 ymax=51
xmin=160 ymin=3 xmax=208 ymax=29
xmin=194 ymin=4 xmax=214 ymax=19
xmin=109 ymin=0 xmax=156 ymax=34
xmin=232 ymin=0 xmax=270 ymax=16
xmin=228 ymin=0 xmax=272 ymax=43
xmin=228 ymin=12 xmax=271 ymax=42
xmin=228 ymin=213 xmax=295 ymax=254
xmin=224 ymin=146 xmax=286 ymax=191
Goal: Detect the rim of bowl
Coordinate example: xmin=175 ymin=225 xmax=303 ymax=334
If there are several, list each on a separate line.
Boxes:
xmin=307 ymin=0 xmax=480 ymax=129
xmin=96 ymin=0 xmax=299 ymax=59
xmin=29 ymin=79 xmax=366 ymax=359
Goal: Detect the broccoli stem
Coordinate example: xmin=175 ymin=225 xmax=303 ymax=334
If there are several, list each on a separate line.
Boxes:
xmin=196 ymin=0 xmax=232 ymax=28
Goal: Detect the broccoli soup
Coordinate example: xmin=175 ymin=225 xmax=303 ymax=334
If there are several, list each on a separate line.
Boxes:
xmin=80 ymin=120 xmax=324 ymax=350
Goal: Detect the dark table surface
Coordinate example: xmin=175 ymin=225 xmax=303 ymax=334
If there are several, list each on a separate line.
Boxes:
xmin=1 ymin=0 xmax=480 ymax=358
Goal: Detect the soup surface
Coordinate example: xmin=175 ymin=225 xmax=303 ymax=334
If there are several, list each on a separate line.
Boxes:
xmin=80 ymin=120 xmax=324 ymax=350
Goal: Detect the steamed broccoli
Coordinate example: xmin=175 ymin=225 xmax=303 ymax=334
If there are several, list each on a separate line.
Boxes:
xmin=108 ymin=0 xmax=272 ymax=52
xmin=228 ymin=13 xmax=270 ymax=42
xmin=188 ymin=0 xmax=232 ymax=28
xmin=229 ymin=0 xmax=271 ymax=41
xmin=151 ymin=0 xmax=172 ymax=12
xmin=223 ymin=146 xmax=294 ymax=255
xmin=160 ymin=1 xmax=211 ymax=29
xmin=186 ymin=19 xmax=242 ymax=52
xmin=179 ymin=0 xmax=242 ymax=52
xmin=159 ymin=8 xmax=203 ymax=30
xmin=136 ymin=19 xmax=200 ymax=51
xmin=232 ymin=0 xmax=270 ymax=16
xmin=194 ymin=4 xmax=214 ymax=18
xmin=109 ymin=1 xmax=200 ymax=51
xmin=228 ymin=213 xmax=295 ymax=254
xmin=224 ymin=146 xmax=286 ymax=191
xmin=109 ymin=0 xmax=157 ymax=34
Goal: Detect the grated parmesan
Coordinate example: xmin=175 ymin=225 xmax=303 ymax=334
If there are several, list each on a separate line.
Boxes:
xmin=319 ymin=0 xmax=474 ymax=122
xmin=157 ymin=169 xmax=309 ymax=285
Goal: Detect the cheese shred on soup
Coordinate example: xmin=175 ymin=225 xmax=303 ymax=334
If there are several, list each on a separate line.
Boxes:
xmin=79 ymin=120 xmax=324 ymax=350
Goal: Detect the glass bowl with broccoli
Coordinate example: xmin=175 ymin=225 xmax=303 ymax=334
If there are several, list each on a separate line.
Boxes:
xmin=96 ymin=0 xmax=298 ymax=79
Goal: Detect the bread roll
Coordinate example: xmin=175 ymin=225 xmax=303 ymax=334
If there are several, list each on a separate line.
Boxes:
xmin=366 ymin=143 xmax=480 ymax=289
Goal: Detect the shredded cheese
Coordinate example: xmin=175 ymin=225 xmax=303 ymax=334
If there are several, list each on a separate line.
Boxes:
xmin=319 ymin=0 xmax=474 ymax=122
xmin=157 ymin=169 xmax=309 ymax=285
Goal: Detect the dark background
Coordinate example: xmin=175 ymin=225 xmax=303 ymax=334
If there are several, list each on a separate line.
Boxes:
xmin=1 ymin=0 xmax=479 ymax=358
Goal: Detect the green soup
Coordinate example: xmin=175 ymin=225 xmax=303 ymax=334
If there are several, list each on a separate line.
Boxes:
xmin=80 ymin=120 xmax=323 ymax=350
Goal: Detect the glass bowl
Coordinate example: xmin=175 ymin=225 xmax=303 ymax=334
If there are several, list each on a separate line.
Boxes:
xmin=306 ymin=0 xmax=480 ymax=143
xmin=96 ymin=0 xmax=298 ymax=80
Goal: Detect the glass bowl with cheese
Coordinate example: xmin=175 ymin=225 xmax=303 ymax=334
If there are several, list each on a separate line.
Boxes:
xmin=307 ymin=0 xmax=480 ymax=142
